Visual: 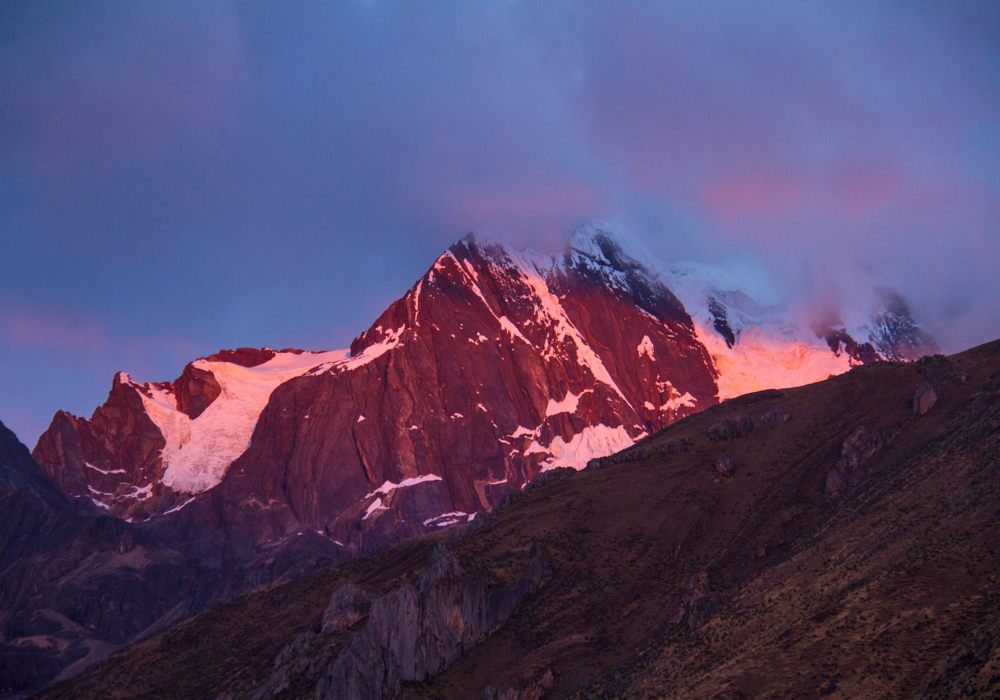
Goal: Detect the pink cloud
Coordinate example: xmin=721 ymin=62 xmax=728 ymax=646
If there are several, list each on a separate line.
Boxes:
xmin=0 ymin=308 xmax=105 ymax=353
xmin=701 ymin=175 xmax=811 ymax=225
xmin=443 ymin=179 xmax=602 ymax=248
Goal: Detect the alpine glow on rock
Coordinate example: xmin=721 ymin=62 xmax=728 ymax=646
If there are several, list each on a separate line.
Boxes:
xmin=33 ymin=224 xmax=937 ymax=555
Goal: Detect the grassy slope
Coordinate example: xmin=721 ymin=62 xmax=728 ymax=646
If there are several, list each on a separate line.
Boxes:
xmin=35 ymin=340 xmax=1000 ymax=700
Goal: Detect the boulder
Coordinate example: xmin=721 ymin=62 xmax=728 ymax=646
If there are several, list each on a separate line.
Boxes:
xmin=714 ymin=455 xmax=734 ymax=476
xmin=825 ymin=424 xmax=902 ymax=500
xmin=913 ymin=383 xmax=938 ymax=417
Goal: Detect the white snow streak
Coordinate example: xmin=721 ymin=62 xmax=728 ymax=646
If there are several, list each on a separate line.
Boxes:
xmin=366 ymin=473 xmax=443 ymax=498
xmin=85 ymin=462 xmax=126 ymax=475
xmin=527 ymin=424 xmax=636 ymax=472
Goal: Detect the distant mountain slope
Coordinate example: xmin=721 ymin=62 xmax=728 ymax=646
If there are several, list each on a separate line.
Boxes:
xmin=37 ymin=339 xmax=1000 ymax=700
xmin=0 ymin=419 xmax=195 ymax=698
xmin=0 ymin=418 xmax=345 ymax=699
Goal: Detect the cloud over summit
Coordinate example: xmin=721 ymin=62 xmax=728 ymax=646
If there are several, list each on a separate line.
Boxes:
xmin=0 ymin=0 xmax=997 ymax=444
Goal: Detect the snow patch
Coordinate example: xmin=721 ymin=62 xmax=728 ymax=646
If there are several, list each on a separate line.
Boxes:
xmin=545 ymin=389 xmax=591 ymax=417
xmin=366 ymin=473 xmax=443 ymax=498
xmin=423 ymin=511 xmax=468 ymax=527
xmin=140 ymin=350 xmax=348 ymax=494
xmin=336 ymin=326 xmax=405 ymax=372
xmin=637 ymin=335 xmax=656 ymax=361
xmin=663 ymin=392 xmax=697 ymax=411
xmin=526 ymin=424 xmax=636 ymax=472
xmin=363 ymin=498 xmax=387 ymax=520
xmin=122 ymin=483 xmax=153 ymax=500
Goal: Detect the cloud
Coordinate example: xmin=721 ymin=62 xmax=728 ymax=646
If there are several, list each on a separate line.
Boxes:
xmin=0 ymin=306 xmax=104 ymax=353
xmin=0 ymin=0 xmax=997 ymax=441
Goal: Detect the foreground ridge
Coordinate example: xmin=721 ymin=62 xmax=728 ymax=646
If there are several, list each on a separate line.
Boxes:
xmin=34 ymin=339 xmax=1000 ymax=700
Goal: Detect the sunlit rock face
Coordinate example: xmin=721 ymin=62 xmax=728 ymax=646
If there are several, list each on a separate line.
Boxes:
xmin=32 ymin=223 xmax=937 ymax=555
xmin=194 ymin=229 xmax=720 ymax=554
xmin=32 ymin=349 xmax=347 ymax=520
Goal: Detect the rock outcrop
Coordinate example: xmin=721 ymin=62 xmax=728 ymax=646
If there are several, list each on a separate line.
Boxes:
xmin=714 ymin=454 xmax=734 ymax=475
xmin=31 ymin=372 xmax=166 ymax=519
xmin=249 ymin=545 xmax=553 ymax=700
xmin=705 ymin=409 xmax=790 ymax=441
xmin=825 ymin=424 xmax=903 ymax=500
xmin=913 ymin=383 xmax=938 ymax=417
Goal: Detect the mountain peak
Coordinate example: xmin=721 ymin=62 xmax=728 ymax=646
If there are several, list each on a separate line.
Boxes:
xmin=567 ymin=221 xmax=658 ymax=274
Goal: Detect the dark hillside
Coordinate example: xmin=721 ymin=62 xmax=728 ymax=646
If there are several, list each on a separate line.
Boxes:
xmin=35 ymin=340 xmax=1000 ymax=700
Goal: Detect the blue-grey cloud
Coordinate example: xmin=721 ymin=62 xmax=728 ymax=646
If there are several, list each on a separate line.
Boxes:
xmin=1 ymin=0 xmax=998 ymax=444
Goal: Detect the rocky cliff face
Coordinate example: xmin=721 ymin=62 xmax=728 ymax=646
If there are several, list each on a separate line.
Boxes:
xmin=155 ymin=229 xmax=720 ymax=560
xmin=32 ymin=350 xmax=346 ymax=520
xmin=246 ymin=545 xmax=552 ymax=700
xmin=31 ymin=372 xmax=165 ymax=519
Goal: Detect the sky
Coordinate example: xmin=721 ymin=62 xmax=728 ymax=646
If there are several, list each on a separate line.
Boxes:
xmin=1 ymin=1 xmax=998 ymax=446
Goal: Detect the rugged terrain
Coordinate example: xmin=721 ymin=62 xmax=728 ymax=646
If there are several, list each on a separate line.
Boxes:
xmin=7 ymin=225 xmax=941 ymax=695
xmin=0 ymin=420 xmax=343 ymax=700
xmin=32 ymin=227 xmax=934 ymax=555
xmin=33 ymin=338 xmax=1000 ymax=699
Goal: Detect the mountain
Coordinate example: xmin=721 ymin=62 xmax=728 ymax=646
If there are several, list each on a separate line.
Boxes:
xmin=34 ymin=339 xmax=1000 ymax=700
xmin=4 ymin=224 xmax=945 ymax=694
xmin=31 ymin=348 xmax=347 ymax=521
xmin=0 ymin=419 xmax=197 ymax=698
xmin=0 ymin=417 xmax=349 ymax=699
xmin=32 ymin=225 xmax=938 ymax=555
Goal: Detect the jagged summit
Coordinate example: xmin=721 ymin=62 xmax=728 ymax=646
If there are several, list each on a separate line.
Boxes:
xmin=33 ymin=347 xmax=347 ymax=519
xmin=32 ymin=223 xmax=940 ymax=553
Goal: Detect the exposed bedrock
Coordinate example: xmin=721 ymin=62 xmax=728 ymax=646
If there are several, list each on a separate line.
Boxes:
xmin=825 ymin=424 xmax=903 ymax=500
xmin=250 ymin=544 xmax=553 ymax=700
xmin=31 ymin=372 xmax=166 ymax=518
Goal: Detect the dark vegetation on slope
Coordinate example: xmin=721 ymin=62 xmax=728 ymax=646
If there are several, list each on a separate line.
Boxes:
xmin=33 ymin=340 xmax=1000 ymax=699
